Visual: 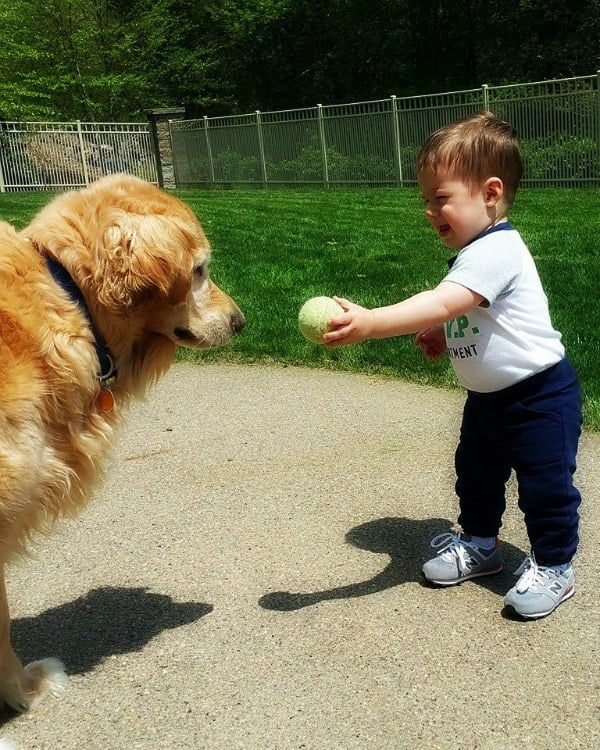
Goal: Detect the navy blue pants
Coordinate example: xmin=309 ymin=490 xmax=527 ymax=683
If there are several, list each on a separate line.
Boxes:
xmin=455 ymin=358 xmax=582 ymax=565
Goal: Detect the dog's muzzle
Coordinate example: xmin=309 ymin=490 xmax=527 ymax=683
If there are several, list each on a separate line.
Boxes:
xmin=173 ymin=312 xmax=245 ymax=345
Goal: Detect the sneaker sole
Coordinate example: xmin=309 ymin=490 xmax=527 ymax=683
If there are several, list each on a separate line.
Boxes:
xmin=424 ymin=564 xmax=503 ymax=587
xmin=505 ymin=586 xmax=575 ymax=619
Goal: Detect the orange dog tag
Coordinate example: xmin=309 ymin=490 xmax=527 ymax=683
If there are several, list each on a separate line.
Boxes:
xmin=97 ymin=387 xmax=115 ymax=413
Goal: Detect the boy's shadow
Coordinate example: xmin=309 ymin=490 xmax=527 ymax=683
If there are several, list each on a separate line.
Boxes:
xmin=259 ymin=516 xmax=525 ymax=611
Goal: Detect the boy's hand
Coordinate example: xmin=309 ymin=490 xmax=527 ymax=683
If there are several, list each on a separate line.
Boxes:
xmin=414 ymin=325 xmax=447 ymax=360
xmin=322 ymin=297 xmax=376 ymax=346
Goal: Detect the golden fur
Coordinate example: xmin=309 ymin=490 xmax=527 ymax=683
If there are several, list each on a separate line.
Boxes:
xmin=0 ymin=174 xmax=244 ymax=710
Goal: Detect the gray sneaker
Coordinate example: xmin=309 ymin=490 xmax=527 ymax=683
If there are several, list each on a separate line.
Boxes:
xmin=422 ymin=532 xmax=503 ymax=586
xmin=504 ymin=555 xmax=574 ymax=619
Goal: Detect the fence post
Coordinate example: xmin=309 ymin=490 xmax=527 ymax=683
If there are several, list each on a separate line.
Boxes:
xmin=317 ymin=104 xmax=329 ymax=188
xmin=203 ymin=116 xmax=215 ymax=185
xmin=168 ymin=120 xmax=179 ymax=187
xmin=0 ymin=126 xmax=5 ymax=192
xmin=390 ymin=95 xmax=403 ymax=186
xmin=76 ymin=120 xmax=90 ymax=186
xmin=482 ymin=84 xmax=489 ymax=111
xmin=256 ymin=110 xmax=268 ymax=188
xmin=597 ymin=71 xmax=600 ymax=161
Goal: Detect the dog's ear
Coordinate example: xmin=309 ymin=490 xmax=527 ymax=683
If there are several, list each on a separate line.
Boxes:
xmin=93 ymin=212 xmax=193 ymax=309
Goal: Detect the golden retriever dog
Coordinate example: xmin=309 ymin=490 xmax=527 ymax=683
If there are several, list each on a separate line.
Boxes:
xmin=0 ymin=174 xmax=245 ymax=711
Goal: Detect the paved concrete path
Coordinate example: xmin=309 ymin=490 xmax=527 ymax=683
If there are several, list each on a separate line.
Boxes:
xmin=3 ymin=363 xmax=599 ymax=750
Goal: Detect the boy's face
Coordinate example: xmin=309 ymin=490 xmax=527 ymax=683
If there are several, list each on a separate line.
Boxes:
xmin=418 ymin=168 xmax=502 ymax=250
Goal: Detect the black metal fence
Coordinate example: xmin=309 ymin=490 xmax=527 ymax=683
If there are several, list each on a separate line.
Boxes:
xmin=170 ymin=74 xmax=600 ymax=189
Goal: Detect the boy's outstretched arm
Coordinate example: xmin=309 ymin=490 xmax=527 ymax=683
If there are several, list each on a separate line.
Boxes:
xmin=323 ymin=282 xmax=483 ymax=347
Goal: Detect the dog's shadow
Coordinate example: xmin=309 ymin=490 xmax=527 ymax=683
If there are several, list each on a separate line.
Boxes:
xmin=12 ymin=586 xmax=212 ymax=676
xmin=259 ymin=516 xmax=526 ymax=611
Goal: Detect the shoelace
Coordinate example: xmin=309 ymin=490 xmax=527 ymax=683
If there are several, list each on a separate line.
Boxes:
xmin=513 ymin=555 xmax=558 ymax=594
xmin=430 ymin=532 xmax=479 ymax=575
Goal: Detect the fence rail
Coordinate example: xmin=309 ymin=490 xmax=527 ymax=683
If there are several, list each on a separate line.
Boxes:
xmin=1 ymin=74 xmax=598 ymax=193
xmin=171 ymin=73 xmax=600 ymax=189
xmin=0 ymin=121 xmax=158 ymax=192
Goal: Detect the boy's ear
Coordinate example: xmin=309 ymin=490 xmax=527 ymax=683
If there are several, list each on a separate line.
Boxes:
xmin=484 ymin=177 xmax=504 ymax=206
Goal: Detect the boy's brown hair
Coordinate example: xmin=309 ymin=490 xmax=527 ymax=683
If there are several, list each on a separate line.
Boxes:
xmin=417 ymin=112 xmax=523 ymax=207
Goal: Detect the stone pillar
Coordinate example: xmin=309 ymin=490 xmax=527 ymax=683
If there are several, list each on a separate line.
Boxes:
xmin=146 ymin=107 xmax=186 ymax=188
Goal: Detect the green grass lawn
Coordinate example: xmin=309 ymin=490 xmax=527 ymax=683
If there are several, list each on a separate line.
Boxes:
xmin=1 ymin=186 xmax=598 ymax=429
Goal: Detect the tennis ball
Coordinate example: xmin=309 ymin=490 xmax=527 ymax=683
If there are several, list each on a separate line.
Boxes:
xmin=298 ymin=296 xmax=343 ymax=344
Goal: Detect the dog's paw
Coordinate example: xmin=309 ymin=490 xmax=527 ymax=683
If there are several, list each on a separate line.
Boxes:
xmin=24 ymin=658 xmax=68 ymax=706
xmin=0 ymin=737 xmax=19 ymax=750
xmin=0 ymin=658 xmax=67 ymax=713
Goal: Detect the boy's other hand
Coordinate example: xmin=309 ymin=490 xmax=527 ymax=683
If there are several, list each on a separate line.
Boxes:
xmin=415 ymin=325 xmax=447 ymax=360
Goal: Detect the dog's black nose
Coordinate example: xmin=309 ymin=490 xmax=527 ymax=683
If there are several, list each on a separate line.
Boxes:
xmin=231 ymin=312 xmax=246 ymax=333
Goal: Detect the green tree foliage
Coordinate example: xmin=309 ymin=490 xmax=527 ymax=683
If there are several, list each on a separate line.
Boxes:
xmin=0 ymin=0 xmax=149 ymax=119
xmin=0 ymin=0 xmax=597 ymax=120
xmin=229 ymin=0 xmax=600 ymax=108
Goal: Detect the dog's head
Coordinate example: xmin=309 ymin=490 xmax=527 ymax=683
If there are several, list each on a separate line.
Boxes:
xmin=25 ymin=175 xmax=245 ymax=354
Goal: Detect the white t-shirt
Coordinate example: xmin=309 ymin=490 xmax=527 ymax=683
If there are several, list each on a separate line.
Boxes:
xmin=443 ymin=222 xmax=564 ymax=393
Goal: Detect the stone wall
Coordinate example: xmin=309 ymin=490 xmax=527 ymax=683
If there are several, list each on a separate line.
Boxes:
xmin=146 ymin=107 xmax=186 ymax=188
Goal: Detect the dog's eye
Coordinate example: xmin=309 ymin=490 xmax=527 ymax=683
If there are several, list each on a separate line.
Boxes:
xmin=194 ymin=265 xmax=205 ymax=277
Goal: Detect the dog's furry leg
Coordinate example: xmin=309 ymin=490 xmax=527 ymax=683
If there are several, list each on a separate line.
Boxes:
xmin=0 ymin=565 xmax=68 ymax=711
xmin=0 ymin=565 xmax=29 ymax=712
